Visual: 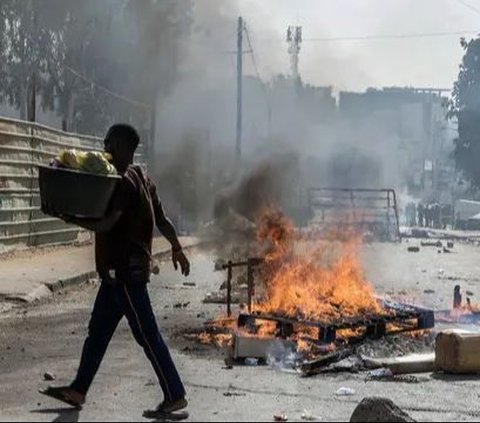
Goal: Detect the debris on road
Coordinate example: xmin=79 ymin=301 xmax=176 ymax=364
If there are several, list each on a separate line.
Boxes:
xmin=407 ymin=246 xmax=420 ymax=253
xmin=424 ymin=289 xmax=435 ymax=294
xmin=367 ymin=368 xmax=394 ymax=380
xmin=435 ymin=329 xmax=480 ymax=374
xmin=350 ymin=397 xmax=416 ymax=422
xmin=273 ymin=413 xmax=288 ymax=422
xmin=173 ymin=302 xmax=190 ymax=309
xmin=183 ymin=282 xmax=197 ymax=287
xmin=230 ymin=334 xmax=296 ymax=361
xmin=203 ymin=291 xmax=241 ymax=304
xmin=335 ymin=387 xmax=356 ymax=397
xmin=363 ymin=353 xmax=435 ymax=374
xmin=223 ymin=392 xmax=246 ymax=397
xmin=301 ymin=410 xmax=319 ymax=421
xmin=300 ymin=350 xmax=352 ymax=376
xmin=421 ymin=241 xmax=442 ymax=247
xmin=43 ymin=372 xmax=56 ymax=381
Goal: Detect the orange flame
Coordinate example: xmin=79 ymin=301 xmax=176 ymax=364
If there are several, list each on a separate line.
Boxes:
xmin=200 ymin=207 xmax=387 ymax=349
xmin=253 ymin=208 xmax=382 ymax=325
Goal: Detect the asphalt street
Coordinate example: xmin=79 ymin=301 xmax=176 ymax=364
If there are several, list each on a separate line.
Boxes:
xmin=1 ymin=245 xmax=480 ymax=422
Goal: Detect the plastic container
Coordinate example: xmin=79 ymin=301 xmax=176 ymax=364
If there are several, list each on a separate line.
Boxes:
xmin=38 ymin=165 xmax=121 ymax=219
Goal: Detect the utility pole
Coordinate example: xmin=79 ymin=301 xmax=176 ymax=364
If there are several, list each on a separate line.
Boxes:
xmin=236 ymin=16 xmax=244 ymax=171
xmin=287 ymin=25 xmax=302 ymax=86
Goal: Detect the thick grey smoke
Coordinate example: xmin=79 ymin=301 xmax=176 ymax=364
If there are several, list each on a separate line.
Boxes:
xmin=152 ymin=0 xmax=451 ymax=233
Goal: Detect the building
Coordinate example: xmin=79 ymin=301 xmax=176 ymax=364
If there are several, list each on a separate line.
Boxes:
xmin=338 ymin=87 xmax=455 ymax=202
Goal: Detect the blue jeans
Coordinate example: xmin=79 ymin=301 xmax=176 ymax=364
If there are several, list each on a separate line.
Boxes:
xmin=71 ymin=281 xmax=186 ymax=402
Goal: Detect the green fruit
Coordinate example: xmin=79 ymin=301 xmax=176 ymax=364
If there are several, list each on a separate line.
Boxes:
xmin=56 ymin=149 xmax=117 ymax=175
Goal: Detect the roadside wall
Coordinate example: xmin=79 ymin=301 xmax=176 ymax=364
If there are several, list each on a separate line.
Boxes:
xmin=0 ymin=117 xmax=144 ymax=253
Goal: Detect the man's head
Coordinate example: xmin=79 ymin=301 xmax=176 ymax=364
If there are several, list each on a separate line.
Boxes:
xmin=104 ymin=124 xmax=140 ymax=171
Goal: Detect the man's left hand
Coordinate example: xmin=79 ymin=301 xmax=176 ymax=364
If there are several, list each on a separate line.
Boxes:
xmin=172 ymin=249 xmax=190 ymax=276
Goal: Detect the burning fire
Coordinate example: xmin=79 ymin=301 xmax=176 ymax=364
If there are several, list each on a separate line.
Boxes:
xmin=253 ymin=208 xmax=382 ymax=324
xmin=198 ymin=207 xmax=387 ymax=349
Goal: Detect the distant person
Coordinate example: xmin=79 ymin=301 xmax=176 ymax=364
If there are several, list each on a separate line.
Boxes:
xmin=417 ymin=203 xmax=425 ymax=227
xmin=454 ymin=285 xmax=462 ymax=310
xmin=441 ymin=204 xmax=451 ymax=230
xmin=425 ymin=204 xmax=433 ymax=228
xmin=433 ymin=203 xmax=441 ymax=229
xmin=406 ymin=202 xmax=416 ymax=227
xmin=41 ymin=124 xmax=190 ymax=418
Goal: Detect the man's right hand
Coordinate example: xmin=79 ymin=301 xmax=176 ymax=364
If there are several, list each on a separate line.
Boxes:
xmin=172 ymin=249 xmax=190 ymax=277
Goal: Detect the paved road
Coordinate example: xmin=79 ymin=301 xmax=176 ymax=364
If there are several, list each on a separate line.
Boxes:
xmin=1 ymin=246 xmax=480 ymax=422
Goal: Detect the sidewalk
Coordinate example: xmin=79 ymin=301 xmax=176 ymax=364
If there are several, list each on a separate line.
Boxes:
xmin=0 ymin=236 xmax=198 ymax=303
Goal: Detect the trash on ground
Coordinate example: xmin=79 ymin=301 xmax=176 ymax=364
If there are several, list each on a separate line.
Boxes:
xmin=43 ymin=372 xmax=56 ymax=382
xmin=301 ymin=410 xmax=320 ymax=421
xmin=335 ymin=387 xmax=356 ymax=396
xmin=367 ymin=368 xmax=394 ymax=380
xmin=244 ymin=358 xmax=259 ymax=366
xmin=363 ymin=353 xmax=435 ymax=374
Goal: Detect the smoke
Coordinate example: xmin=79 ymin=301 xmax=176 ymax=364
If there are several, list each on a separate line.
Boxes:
xmin=214 ymin=152 xmax=299 ymax=222
xmin=200 ymin=151 xmax=300 ymax=260
xmin=149 ymin=0 xmax=454 ymax=238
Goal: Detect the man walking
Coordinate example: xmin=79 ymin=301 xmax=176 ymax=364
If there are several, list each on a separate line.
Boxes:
xmin=41 ymin=124 xmax=190 ymax=416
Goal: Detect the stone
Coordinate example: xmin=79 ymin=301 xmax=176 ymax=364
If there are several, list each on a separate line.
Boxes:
xmin=43 ymin=372 xmax=56 ymax=382
xmin=350 ymin=397 xmax=416 ymax=423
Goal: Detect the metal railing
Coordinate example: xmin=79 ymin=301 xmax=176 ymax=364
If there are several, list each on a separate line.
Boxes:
xmin=0 ymin=117 xmax=145 ymax=253
xmin=308 ymin=187 xmax=401 ymax=242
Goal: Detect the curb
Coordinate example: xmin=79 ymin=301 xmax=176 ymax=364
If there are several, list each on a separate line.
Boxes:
xmin=2 ymin=240 xmax=204 ymax=305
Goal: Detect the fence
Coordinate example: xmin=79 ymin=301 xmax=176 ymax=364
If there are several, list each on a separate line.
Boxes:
xmin=0 ymin=117 xmax=146 ymax=253
xmin=308 ymin=187 xmax=401 ymax=242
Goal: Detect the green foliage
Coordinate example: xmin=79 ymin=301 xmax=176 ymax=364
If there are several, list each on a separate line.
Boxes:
xmin=0 ymin=0 xmax=193 ymax=134
xmin=450 ymin=37 xmax=480 ymax=188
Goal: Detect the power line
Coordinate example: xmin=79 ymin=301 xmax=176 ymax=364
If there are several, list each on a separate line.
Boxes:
xmin=256 ymin=29 xmax=479 ymax=44
xmin=244 ymin=27 xmax=264 ymax=85
xmin=457 ymin=0 xmax=480 ymax=15
xmin=304 ymin=30 xmax=479 ymax=42
xmin=64 ymin=65 xmax=151 ymax=111
xmin=243 ymin=25 xmax=272 ymax=125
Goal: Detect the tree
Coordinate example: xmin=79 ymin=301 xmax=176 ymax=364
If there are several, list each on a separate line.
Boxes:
xmin=56 ymin=0 xmax=193 ymax=137
xmin=0 ymin=0 xmax=193 ymax=137
xmin=0 ymin=0 xmax=66 ymax=120
xmin=450 ymin=37 xmax=480 ymax=189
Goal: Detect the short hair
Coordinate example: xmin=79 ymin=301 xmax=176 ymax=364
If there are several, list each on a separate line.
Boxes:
xmin=104 ymin=124 xmax=140 ymax=153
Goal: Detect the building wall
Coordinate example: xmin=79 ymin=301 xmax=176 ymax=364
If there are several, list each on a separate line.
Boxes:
xmin=338 ymin=87 xmax=454 ymax=202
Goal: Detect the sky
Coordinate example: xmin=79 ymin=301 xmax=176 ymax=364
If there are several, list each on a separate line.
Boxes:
xmin=194 ymin=0 xmax=480 ymax=91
